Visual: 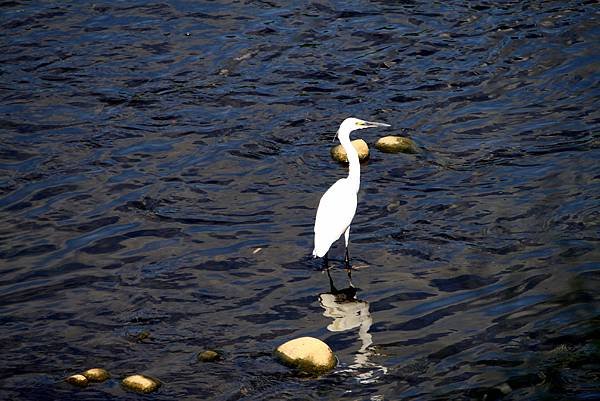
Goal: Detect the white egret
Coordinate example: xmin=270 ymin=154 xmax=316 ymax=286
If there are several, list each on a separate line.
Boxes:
xmin=313 ymin=117 xmax=390 ymax=274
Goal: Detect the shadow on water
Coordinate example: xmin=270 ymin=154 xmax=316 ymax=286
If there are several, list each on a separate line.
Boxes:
xmin=0 ymin=0 xmax=599 ymax=400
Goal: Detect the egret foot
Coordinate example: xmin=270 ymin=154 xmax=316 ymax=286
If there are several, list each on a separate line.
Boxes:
xmin=325 ymin=267 xmax=357 ymax=301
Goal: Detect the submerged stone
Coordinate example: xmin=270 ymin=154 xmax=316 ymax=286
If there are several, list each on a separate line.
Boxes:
xmin=375 ymin=136 xmax=418 ymax=154
xmin=122 ymin=374 xmax=161 ymax=394
xmin=129 ymin=330 xmax=150 ymax=342
xmin=275 ymin=337 xmax=336 ymax=375
xmin=82 ymin=368 xmax=110 ymax=382
xmin=331 ymin=139 xmax=369 ymax=163
xmin=66 ymin=374 xmax=88 ymax=387
xmin=198 ymin=350 xmax=220 ymax=362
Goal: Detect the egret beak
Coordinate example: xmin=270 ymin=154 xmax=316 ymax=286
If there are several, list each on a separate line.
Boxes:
xmin=361 ymin=121 xmax=391 ymax=128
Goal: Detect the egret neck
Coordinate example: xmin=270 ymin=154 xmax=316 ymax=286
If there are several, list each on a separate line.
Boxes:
xmin=337 ymin=128 xmax=360 ymax=194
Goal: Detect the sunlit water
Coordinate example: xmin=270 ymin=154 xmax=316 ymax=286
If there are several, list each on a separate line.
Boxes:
xmin=1 ymin=1 xmax=599 ymax=400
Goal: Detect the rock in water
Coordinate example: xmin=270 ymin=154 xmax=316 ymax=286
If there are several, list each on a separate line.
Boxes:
xmin=375 ymin=136 xmax=418 ymax=154
xmin=82 ymin=368 xmax=110 ymax=382
xmin=275 ymin=337 xmax=336 ymax=375
xmin=331 ymin=139 xmax=369 ymax=163
xmin=198 ymin=350 xmax=220 ymax=362
xmin=66 ymin=374 xmax=88 ymax=387
xmin=122 ymin=374 xmax=161 ymax=394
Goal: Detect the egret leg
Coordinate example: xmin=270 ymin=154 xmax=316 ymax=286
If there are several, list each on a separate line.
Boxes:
xmin=344 ymin=227 xmax=351 ymax=269
xmin=326 ymin=266 xmax=337 ymax=293
xmin=322 ymin=252 xmax=329 ymax=270
xmin=346 ymin=258 xmax=354 ymax=287
xmin=344 ymin=247 xmax=350 ymax=269
xmin=344 ymin=227 xmax=353 ymax=286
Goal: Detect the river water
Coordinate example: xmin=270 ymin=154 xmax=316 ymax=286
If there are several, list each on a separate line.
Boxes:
xmin=1 ymin=1 xmax=599 ymax=400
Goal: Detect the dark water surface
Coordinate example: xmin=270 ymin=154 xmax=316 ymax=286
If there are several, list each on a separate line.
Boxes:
xmin=1 ymin=1 xmax=599 ymax=400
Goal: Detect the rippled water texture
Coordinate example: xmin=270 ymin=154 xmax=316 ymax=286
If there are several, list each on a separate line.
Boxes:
xmin=1 ymin=1 xmax=599 ymax=400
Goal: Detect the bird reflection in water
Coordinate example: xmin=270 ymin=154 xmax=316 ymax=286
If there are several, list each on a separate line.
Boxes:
xmin=318 ymin=270 xmax=388 ymax=383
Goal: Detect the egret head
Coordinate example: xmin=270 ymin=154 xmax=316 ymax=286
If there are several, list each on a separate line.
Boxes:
xmin=336 ymin=117 xmax=390 ymax=140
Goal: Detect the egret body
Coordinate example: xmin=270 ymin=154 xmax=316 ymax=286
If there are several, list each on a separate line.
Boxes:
xmin=313 ymin=117 xmax=390 ymax=272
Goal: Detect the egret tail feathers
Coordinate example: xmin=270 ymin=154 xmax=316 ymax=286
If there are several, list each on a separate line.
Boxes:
xmin=312 ymin=244 xmax=329 ymax=259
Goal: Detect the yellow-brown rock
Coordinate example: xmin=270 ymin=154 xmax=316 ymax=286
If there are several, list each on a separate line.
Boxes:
xmin=82 ymin=368 xmax=110 ymax=382
xmin=331 ymin=139 xmax=369 ymax=163
xmin=66 ymin=374 xmax=88 ymax=387
xmin=122 ymin=374 xmax=161 ymax=394
xmin=198 ymin=350 xmax=220 ymax=362
xmin=275 ymin=337 xmax=336 ymax=375
xmin=375 ymin=136 xmax=418 ymax=154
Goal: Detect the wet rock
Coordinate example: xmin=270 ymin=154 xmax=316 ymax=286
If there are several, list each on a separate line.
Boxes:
xmin=198 ymin=350 xmax=220 ymax=362
xmin=66 ymin=374 xmax=88 ymax=387
xmin=122 ymin=374 xmax=161 ymax=394
xmin=82 ymin=368 xmax=110 ymax=382
xmin=386 ymin=200 xmax=401 ymax=212
xmin=496 ymin=382 xmax=512 ymax=395
xmin=128 ymin=330 xmax=150 ymax=343
xmin=331 ymin=139 xmax=369 ymax=163
xmin=275 ymin=337 xmax=336 ymax=375
xmin=375 ymin=136 xmax=418 ymax=154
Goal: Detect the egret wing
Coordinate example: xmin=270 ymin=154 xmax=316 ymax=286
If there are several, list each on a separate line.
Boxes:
xmin=313 ymin=178 xmax=357 ymax=257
